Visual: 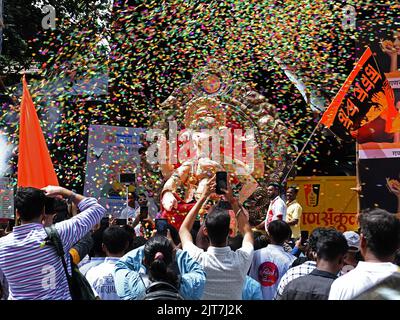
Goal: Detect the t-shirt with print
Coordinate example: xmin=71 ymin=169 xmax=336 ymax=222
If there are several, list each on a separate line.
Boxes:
xmin=249 ymin=244 xmax=296 ymax=300
xmin=183 ymin=242 xmax=254 ymax=300
xmin=86 ymin=257 xmax=121 ymax=300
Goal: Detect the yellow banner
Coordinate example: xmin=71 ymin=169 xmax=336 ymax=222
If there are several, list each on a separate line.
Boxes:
xmin=288 ymin=176 xmax=358 ymax=232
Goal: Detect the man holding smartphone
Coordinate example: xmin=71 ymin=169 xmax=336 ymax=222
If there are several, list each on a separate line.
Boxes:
xmin=179 ymin=175 xmax=254 ymax=300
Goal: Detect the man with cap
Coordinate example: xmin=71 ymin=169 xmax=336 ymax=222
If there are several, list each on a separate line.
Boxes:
xmin=341 ymin=231 xmax=362 ymax=275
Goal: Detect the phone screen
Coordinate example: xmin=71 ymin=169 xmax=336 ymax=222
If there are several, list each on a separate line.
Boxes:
xmin=119 ymin=173 xmax=136 ymax=184
xmin=216 ymin=171 xmax=227 ymax=195
xmin=155 ymin=218 xmax=168 ymax=236
xmin=300 ymin=230 xmax=309 ymax=245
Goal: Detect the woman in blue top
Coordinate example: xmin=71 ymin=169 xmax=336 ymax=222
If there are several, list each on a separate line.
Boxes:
xmin=114 ymin=235 xmax=205 ymax=300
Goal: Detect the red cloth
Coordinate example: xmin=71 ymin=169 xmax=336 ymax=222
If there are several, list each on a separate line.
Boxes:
xmin=160 ymin=192 xmax=196 ymax=230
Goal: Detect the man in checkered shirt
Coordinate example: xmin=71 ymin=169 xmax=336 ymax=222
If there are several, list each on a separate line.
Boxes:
xmin=274 ymin=228 xmax=326 ymax=299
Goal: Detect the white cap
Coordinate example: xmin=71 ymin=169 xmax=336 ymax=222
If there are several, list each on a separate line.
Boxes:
xmin=343 ymin=231 xmax=360 ymax=252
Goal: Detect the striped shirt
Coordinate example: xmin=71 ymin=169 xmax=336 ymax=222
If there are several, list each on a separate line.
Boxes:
xmin=0 ymin=197 xmax=105 ymax=300
xmin=274 ymin=260 xmax=317 ymax=299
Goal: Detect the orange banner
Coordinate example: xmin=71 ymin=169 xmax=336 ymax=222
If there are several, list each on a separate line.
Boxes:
xmin=320 ymin=47 xmax=372 ymax=128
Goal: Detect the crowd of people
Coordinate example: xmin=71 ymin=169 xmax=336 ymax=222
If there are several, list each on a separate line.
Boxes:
xmin=0 ymin=177 xmax=399 ymax=300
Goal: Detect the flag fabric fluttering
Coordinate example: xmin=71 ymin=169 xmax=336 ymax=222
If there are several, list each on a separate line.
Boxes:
xmin=17 ymin=75 xmax=59 ymax=189
xmin=320 ymin=46 xmax=400 ymax=139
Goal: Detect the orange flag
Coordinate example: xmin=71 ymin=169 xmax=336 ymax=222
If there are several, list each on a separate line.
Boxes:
xmin=17 ymin=75 xmax=59 ymax=188
xmin=320 ymin=46 xmax=400 ymax=138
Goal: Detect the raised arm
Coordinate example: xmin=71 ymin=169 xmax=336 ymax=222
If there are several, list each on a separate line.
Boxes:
xmin=179 ymin=176 xmax=216 ymax=248
xmin=42 ymin=186 xmax=106 ymax=250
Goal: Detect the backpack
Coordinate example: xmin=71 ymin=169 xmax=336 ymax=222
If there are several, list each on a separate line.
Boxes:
xmin=143 ymin=281 xmax=184 ymax=300
xmin=44 ymin=225 xmax=97 ymax=300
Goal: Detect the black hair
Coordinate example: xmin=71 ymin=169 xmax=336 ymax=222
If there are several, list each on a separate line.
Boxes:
xmin=90 ymin=227 xmax=107 ymax=258
xmin=254 ymin=233 xmax=269 ymax=250
xmin=131 ymin=236 xmax=147 ymax=250
xmin=228 ymin=234 xmax=244 ymax=251
xmin=268 ymin=182 xmax=281 ymax=191
xmin=167 ymin=224 xmax=181 ymax=246
xmin=44 ymin=197 xmax=55 ymax=215
xmin=316 ymin=228 xmax=348 ymax=261
xmin=205 ymin=207 xmax=230 ymax=246
xmin=143 ymin=235 xmax=179 ymax=288
xmin=286 ymin=186 xmax=298 ymax=194
xmin=291 ymin=257 xmax=308 ymax=268
xmin=15 ymin=187 xmax=46 ymax=221
xmin=53 ymin=199 xmax=69 ymax=223
xmin=195 ymin=224 xmax=210 ymax=251
xmin=308 ymin=227 xmax=327 ymax=253
xmin=267 ymin=220 xmax=292 ymax=244
xmin=102 ymin=226 xmax=130 ymax=254
xmin=120 ymin=224 xmax=137 ymax=252
xmin=359 ymin=208 xmax=400 ymax=260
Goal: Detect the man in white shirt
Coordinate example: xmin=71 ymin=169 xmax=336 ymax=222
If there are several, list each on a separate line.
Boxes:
xmin=255 ymin=183 xmax=287 ymax=232
xmin=86 ymin=226 xmax=130 ymax=300
xmin=249 ymin=220 xmax=295 ymax=299
xmin=328 ymin=208 xmax=400 ymax=300
xmin=179 ymin=176 xmax=254 ymax=300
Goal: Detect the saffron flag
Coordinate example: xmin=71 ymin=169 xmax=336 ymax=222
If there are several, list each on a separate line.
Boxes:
xmin=17 ymin=75 xmax=59 ymax=188
xmin=320 ymin=47 xmax=400 ymax=139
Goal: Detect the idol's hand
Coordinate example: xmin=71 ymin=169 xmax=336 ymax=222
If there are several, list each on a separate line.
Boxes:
xmin=162 ymin=191 xmax=178 ymax=211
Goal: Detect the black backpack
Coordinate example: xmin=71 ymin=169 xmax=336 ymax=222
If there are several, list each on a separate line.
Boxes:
xmin=143 ymin=281 xmax=184 ymax=300
xmin=44 ymin=225 xmax=96 ymax=300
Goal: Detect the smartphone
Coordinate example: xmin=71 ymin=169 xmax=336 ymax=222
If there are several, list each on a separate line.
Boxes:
xmin=155 ymin=218 xmax=168 ymax=237
xmin=119 ymin=173 xmax=136 ymax=184
xmin=300 ymin=230 xmax=309 ymax=245
xmin=140 ymin=206 xmax=148 ymax=219
xmin=216 ymin=171 xmax=227 ymax=195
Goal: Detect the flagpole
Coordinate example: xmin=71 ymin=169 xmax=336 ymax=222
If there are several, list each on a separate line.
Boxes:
xmin=282 ymin=117 xmax=323 ymax=184
xmin=355 ymin=141 xmax=360 ymax=215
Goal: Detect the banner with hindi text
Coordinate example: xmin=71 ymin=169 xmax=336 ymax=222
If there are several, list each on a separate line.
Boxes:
xmin=320 ymin=46 xmax=398 ymax=140
xmin=288 ymin=176 xmax=358 ymax=232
